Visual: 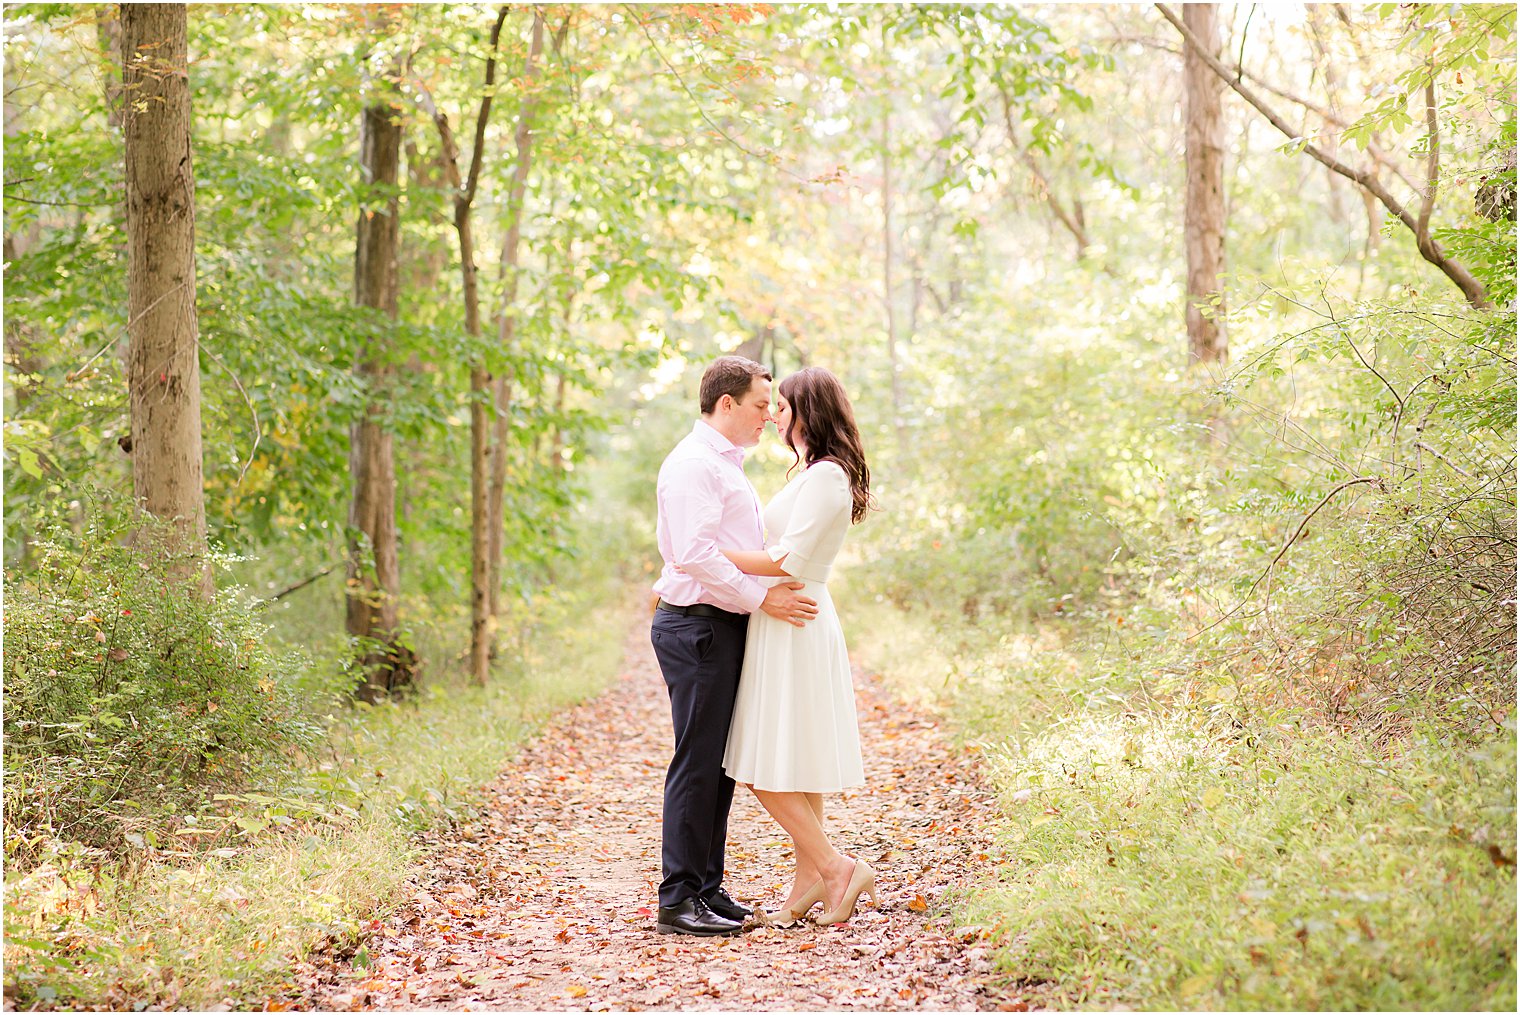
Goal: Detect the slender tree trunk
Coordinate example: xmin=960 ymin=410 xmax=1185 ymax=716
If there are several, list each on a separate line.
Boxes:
xmin=1158 ymin=2 xmax=1489 ymax=309
xmin=488 ymin=11 xmax=549 ymax=635
xmin=466 ymin=257 xmax=491 ymax=685
xmin=416 ymin=7 xmax=510 ymax=685
xmin=1183 ymin=3 xmax=1228 ymax=365
xmin=122 ymin=3 xmax=210 ymax=595
xmin=348 ymin=29 xmax=413 ymax=703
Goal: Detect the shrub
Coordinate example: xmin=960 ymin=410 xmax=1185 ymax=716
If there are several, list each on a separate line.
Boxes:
xmin=3 ymin=520 xmax=319 ymax=863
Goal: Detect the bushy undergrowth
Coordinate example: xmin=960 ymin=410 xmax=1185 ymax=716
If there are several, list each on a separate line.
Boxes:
xmin=982 ymin=708 xmax=1516 ymax=1010
xmin=3 ymin=568 xmax=636 ymax=1011
xmin=0 ymin=490 xmax=642 ymax=1007
xmin=845 ymin=597 xmax=1517 ymax=1010
xmin=3 ymin=524 xmax=318 ymax=862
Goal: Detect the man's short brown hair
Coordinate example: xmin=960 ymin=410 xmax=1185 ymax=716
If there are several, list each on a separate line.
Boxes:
xmin=699 ymin=356 xmax=771 ymax=415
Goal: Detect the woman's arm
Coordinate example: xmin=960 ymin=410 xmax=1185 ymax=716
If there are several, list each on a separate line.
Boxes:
xmin=721 ymin=548 xmax=791 ymax=577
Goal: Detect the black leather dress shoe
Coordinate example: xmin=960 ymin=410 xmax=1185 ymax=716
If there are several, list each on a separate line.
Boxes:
xmin=656 ymin=897 xmax=743 ymax=937
xmin=702 ymin=887 xmax=752 ymax=923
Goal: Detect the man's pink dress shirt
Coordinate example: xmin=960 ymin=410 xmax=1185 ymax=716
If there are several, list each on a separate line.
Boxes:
xmin=652 ymin=420 xmax=767 ymax=614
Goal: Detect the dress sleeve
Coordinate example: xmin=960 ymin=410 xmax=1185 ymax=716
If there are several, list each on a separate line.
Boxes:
xmin=767 ymin=462 xmax=850 ymax=582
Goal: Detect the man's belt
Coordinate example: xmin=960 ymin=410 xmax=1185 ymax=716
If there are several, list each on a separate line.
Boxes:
xmin=656 ymin=599 xmax=748 ymax=623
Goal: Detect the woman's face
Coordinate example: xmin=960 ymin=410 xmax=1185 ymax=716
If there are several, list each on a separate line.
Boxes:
xmin=775 ymin=393 xmax=799 ymax=448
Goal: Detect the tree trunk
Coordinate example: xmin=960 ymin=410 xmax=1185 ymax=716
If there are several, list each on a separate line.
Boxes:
xmin=1157 ymin=2 xmax=1489 ymax=309
xmin=1183 ymin=3 xmax=1228 ymax=366
xmin=464 ymin=207 xmax=491 ymax=686
xmin=487 ymin=12 xmax=549 ymax=635
xmin=416 ymin=6 xmax=510 ymax=686
xmin=348 ymin=29 xmax=414 ymax=703
xmin=122 ymin=3 xmax=210 ymax=594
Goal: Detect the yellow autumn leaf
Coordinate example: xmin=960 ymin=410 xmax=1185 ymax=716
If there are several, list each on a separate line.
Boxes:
xmin=567 ymin=984 xmax=588 ymax=998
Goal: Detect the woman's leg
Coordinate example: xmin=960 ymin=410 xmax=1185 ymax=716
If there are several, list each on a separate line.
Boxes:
xmin=805 ymin=792 xmax=824 ymax=826
xmin=782 ymin=793 xmax=831 ymax=907
xmin=753 ymin=789 xmax=854 ymax=910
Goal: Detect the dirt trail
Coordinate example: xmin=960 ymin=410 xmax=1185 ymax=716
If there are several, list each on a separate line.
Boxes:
xmin=288 ymin=620 xmax=1021 ymax=1011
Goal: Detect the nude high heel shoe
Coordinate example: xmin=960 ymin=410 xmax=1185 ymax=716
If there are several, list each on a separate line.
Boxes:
xmin=814 ymin=860 xmax=876 ymax=925
xmin=759 ymin=880 xmax=825 ymax=928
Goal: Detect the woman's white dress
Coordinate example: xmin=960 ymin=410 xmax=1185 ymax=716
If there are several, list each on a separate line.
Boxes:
xmin=723 ymin=461 xmax=864 ymax=793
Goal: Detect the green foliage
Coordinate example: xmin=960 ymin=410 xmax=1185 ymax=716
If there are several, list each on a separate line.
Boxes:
xmin=983 ymin=711 xmax=1516 ymax=1010
xmin=3 ymin=512 xmax=319 ymax=862
xmin=3 ymin=569 xmax=637 ymax=1012
xmin=847 ymin=600 xmax=1517 ymax=1011
xmin=3 ymin=2 xmax=1515 ymax=1007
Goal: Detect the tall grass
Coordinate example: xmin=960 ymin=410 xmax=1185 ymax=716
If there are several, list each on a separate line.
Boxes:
xmin=843 ymin=595 xmax=1517 ymax=1011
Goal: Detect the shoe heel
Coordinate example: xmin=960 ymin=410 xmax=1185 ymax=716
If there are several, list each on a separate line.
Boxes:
xmin=814 ymin=860 xmax=876 ymax=925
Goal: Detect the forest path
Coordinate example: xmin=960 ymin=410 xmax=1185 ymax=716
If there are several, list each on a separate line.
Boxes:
xmin=287 ymin=615 xmax=1023 ymax=1012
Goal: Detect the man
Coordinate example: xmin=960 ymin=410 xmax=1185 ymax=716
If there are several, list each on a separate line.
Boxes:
xmin=650 ymin=355 xmax=819 ymax=937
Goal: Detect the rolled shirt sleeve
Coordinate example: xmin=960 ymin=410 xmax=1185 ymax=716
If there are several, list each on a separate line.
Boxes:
xmin=662 ymin=456 xmax=767 ymax=614
xmin=768 ymin=462 xmax=850 ymax=583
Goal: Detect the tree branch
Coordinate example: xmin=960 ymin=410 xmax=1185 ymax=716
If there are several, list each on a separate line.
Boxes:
xmin=200 ymin=341 xmax=262 ymax=487
xmin=626 ymin=4 xmax=799 ymax=178
xmin=258 ymin=563 xmax=340 ymax=606
xmin=1190 ymin=476 xmax=1384 ymax=639
xmin=996 ymin=82 xmax=1093 ymax=261
xmin=462 ymin=7 xmax=511 ymax=210
xmin=412 ymin=81 xmax=462 ymax=192
xmin=1154 ymin=3 xmax=1489 ymax=309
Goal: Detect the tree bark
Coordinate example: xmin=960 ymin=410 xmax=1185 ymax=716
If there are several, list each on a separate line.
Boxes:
xmin=1183 ymin=3 xmax=1228 ymax=365
xmin=488 ymin=11 xmax=550 ymax=634
xmin=122 ymin=3 xmax=211 ymax=595
xmin=348 ymin=20 xmax=414 ymax=703
xmin=1156 ymin=2 xmax=1490 ymax=309
xmin=416 ymin=6 xmax=509 ymax=686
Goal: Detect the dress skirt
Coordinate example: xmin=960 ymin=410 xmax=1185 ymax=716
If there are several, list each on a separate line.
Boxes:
xmin=722 ymin=579 xmax=864 ymax=793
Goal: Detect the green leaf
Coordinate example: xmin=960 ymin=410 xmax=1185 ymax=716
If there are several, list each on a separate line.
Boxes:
xmin=18 ymin=449 xmax=44 ymax=480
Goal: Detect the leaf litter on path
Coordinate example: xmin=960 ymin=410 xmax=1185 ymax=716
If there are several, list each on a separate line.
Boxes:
xmin=286 ymin=620 xmax=1025 ymax=1011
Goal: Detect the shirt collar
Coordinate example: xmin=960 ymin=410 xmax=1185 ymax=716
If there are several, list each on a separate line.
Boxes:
xmin=693 ymin=419 xmax=746 ymax=465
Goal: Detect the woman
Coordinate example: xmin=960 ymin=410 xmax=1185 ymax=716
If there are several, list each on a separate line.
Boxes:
xmin=720 ymin=366 xmax=877 ymax=926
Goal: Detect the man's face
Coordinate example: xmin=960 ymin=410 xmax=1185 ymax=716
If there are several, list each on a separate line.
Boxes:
xmin=725 ymin=377 xmax=773 ymax=448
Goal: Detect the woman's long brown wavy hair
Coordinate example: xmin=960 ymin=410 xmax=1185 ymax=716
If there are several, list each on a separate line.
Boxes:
xmin=779 ymin=367 xmax=875 ymax=524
